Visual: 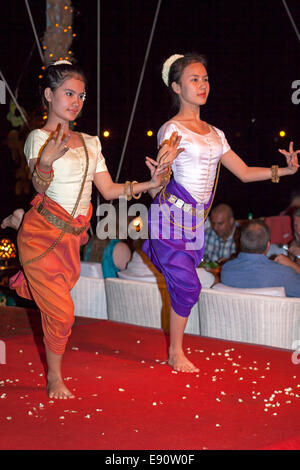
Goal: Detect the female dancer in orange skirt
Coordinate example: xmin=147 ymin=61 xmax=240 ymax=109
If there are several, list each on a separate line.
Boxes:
xmin=10 ymin=60 xmax=180 ymax=399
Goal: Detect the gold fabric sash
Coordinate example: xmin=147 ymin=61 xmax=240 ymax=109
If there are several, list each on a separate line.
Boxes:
xmin=36 ymin=203 xmax=89 ymax=235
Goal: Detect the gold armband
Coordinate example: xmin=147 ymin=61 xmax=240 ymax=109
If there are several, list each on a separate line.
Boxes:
xmin=271 ymin=165 xmax=280 ymax=183
xmin=123 ymin=181 xmax=132 ymax=201
xmin=130 ymin=181 xmax=142 ymax=200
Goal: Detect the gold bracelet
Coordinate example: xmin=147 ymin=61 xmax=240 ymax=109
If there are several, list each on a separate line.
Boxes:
xmin=36 ymin=162 xmax=53 ymax=175
xmin=35 ymin=168 xmax=53 ymax=182
xmin=33 ymin=170 xmax=53 ymax=186
xmin=123 ymin=181 xmax=132 ymax=201
xmin=131 ymin=181 xmax=142 ymax=200
xmin=271 ymin=165 xmax=280 ymax=183
xmin=33 ymin=165 xmax=54 ymax=186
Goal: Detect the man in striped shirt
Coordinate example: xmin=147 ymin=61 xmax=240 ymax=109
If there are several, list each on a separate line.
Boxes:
xmin=204 ymin=204 xmax=240 ymax=263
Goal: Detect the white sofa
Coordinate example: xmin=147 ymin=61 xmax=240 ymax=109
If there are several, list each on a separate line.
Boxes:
xmin=105 ymin=277 xmax=200 ymax=334
xmin=198 ymin=288 xmax=300 ymax=350
xmin=70 ymin=262 xmax=107 ymax=319
xmin=104 ymin=278 xmax=300 ymax=350
xmin=71 ymin=262 xmax=300 ymax=350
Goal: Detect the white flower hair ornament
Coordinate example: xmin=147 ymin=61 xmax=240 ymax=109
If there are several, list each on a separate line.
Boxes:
xmin=162 ymin=54 xmax=184 ymax=86
xmin=53 ymin=60 xmax=72 ymax=66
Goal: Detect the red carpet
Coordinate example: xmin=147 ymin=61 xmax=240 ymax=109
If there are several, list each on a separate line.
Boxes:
xmin=0 ymin=307 xmax=299 ymax=450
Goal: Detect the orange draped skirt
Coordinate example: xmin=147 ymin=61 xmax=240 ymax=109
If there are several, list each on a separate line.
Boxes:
xmin=10 ymin=194 xmax=92 ymax=355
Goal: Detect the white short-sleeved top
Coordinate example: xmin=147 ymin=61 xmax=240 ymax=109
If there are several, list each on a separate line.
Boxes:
xmin=157 ymin=121 xmax=230 ymax=204
xmin=24 ymin=129 xmax=108 ymax=217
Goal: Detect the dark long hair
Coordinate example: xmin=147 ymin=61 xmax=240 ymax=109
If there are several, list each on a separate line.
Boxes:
xmin=40 ymin=62 xmax=87 ymax=108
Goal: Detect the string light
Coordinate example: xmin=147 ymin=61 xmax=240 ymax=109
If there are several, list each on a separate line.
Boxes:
xmin=43 ymin=1 xmax=74 ymax=65
xmin=103 ymin=130 xmax=110 ymax=138
xmin=0 ymin=239 xmax=17 ymax=260
xmin=132 ymin=217 xmax=143 ymax=232
xmin=279 ymin=130 xmax=286 ymax=137
xmin=147 ymin=130 xmax=153 ymax=137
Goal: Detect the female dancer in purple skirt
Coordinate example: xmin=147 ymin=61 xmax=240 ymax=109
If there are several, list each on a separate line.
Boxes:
xmin=143 ymin=53 xmax=299 ymax=373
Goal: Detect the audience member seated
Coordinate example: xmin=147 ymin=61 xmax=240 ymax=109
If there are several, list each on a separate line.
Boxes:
xmin=82 ymin=236 xmax=132 ymax=279
xmin=267 ymin=208 xmax=300 ymax=270
xmin=204 ymin=204 xmax=240 ymax=264
xmin=289 ymin=207 xmax=300 ymax=261
xmin=274 ymin=207 xmax=300 ymax=274
xmin=82 ymin=203 xmax=135 ymax=278
xmin=221 ymin=220 xmax=300 ymax=297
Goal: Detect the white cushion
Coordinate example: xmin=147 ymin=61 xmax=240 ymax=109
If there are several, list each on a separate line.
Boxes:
xmin=117 ymin=251 xmax=164 ymax=283
xmin=212 ymin=283 xmax=286 ymax=297
xmin=196 ymin=268 xmax=215 ymax=288
xmin=80 ymin=261 xmax=103 ymax=279
xmin=118 ymin=252 xmax=215 ymax=288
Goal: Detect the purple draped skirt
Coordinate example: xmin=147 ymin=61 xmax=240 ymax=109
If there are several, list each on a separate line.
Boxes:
xmin=143 ymin=179 xmax=211 ymax=317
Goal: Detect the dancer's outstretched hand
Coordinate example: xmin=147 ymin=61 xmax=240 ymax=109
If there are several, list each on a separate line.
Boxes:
xmin=157 ymin=131 xmax=184 ymax=165
xmin=278 ymin=141 xmax=299 ymax=174
xmin=145 ymin=157 xmax=171 ymax=188
xmin=39 ymin=123 xmax=70 ymax=168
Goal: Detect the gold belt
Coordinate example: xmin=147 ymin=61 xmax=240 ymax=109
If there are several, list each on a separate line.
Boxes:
xmin=163 ymin=191 xmax=207 ymax=219
xmin=36 ymin=203 xmax=89 ymax=236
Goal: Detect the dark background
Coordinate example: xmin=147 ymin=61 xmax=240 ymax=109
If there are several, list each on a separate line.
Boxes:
xmin=0 ymin=0 xmax=299 ymax=231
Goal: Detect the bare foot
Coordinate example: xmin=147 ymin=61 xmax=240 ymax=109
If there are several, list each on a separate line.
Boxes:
xmin=47 ymin=375 xmax=75 ymax=400
xmin=168 ymin=349 xmax=200 ymax=373
xmin=1 ymin=209 xmax=24 ymax=230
